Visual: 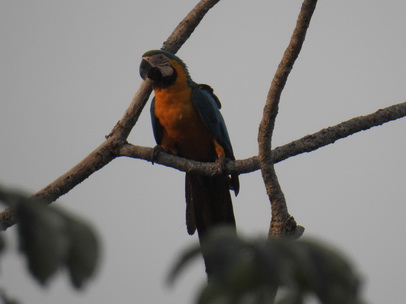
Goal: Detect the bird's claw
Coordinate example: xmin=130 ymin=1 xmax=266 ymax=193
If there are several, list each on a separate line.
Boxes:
xmin=151 ymin=145 xmax=167 ymax=164
xmin=215 ymin=157 xmax=228 ymax=174
xmin=216 ymin=157 xmax=240 ymax=196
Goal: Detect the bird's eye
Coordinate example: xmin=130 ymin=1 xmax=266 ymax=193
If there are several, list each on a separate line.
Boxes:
xmin=154 ymin=54 xmax=168 ymax=64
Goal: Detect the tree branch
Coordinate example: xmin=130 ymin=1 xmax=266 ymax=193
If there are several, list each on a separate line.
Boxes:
xmin=0 ymin=0 xmax=222 ymax=231
xmin=116 ymin=101 xmax=406 ymax=175
xmin=162 ymin=0 xmax=221 ymax=53
xmin=258 ymin=0 xmax=318 ymax=239
xmin=1 ymin=100 xmax=405 ymax=230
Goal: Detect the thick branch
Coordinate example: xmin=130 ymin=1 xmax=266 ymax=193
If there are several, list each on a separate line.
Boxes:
xmin=258 ymin=0 xmax=318 ymax=239
xmin=0 ymin=0 xmax=221 ymax=231
xmin=116 ymin=101 xmax=406 ymax=175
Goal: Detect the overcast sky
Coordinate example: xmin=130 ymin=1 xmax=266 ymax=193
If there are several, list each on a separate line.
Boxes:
xmin=1 ymin=1 xmax=405 ymax=303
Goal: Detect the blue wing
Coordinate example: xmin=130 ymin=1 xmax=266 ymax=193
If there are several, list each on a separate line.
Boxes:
xmin=150 ymin=97 xmax=163 ymax=145
xmin=191 ymin=84 xmax=235 ymax=161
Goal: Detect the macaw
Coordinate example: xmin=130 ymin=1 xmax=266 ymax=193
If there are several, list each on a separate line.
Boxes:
xmin=139 ymin=50 xmax=239 ymax=242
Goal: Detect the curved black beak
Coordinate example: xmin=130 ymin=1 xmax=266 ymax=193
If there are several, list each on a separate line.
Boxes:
xmin=139 ymin=59 xmax=152 ymax=80
xmin=139 ymin=58 xmax=164 ymax=81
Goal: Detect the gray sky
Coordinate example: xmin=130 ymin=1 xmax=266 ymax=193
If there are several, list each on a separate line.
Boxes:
xmin=1 ymin=1 xmax=405 ymax=303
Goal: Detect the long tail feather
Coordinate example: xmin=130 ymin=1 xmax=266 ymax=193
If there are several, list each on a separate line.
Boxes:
xmin=185 ymin=173 xmax=236 ymax=241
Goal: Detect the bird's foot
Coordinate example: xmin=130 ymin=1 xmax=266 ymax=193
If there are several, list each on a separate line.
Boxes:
xmin=216 ymin=157 xmax=240 ymax=196
xmin=151 ymin=145 xmax=168 ymax=164
xmin=215 ymin=157 xmax=228 ymax=175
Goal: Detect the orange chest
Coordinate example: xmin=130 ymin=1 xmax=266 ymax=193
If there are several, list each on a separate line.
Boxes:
xmin=154 ymin=88 xmax=200 ymax=132
xmin=153 ymin=87 xmax=219 ymax=160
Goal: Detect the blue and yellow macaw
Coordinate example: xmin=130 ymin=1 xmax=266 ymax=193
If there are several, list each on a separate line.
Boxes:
xmin=139 ymin=50 xmax=239 ymax=242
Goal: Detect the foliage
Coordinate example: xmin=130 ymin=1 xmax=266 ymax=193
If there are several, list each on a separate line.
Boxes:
xmin=168 ymin=227 xmax=364 ymax=304
xmin=0 ymin=186 xmax=100 ymax=289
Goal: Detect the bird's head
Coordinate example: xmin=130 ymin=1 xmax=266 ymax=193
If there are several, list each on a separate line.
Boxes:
xmin=139 ymin=50 xmax=190 ymax=88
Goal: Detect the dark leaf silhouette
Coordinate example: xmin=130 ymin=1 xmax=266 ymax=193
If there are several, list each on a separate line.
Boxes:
xmin=169 ymin=228 xmax=363 ymax=304
xmin=0 ymin=186 xmax=100 ymax=288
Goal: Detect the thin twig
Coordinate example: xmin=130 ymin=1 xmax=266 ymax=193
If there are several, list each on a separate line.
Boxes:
xmin=258 ymin=0 xmax=318 ymax=239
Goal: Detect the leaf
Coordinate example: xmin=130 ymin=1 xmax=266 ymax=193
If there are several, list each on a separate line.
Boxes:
xmin=1 ymin=186 xmax=100 ymax=289
xmin=169 ymin=229 xmax=364 ymax=304
xmin=293 ymin=240 xmax=361 ymax=304
xmin=166 ymin=244 xmax=201 ymax=285
xmin=16 ymin=200 xmax=70 ymax=285
xmin=62 ymin=213 xmax=100 ymax=289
